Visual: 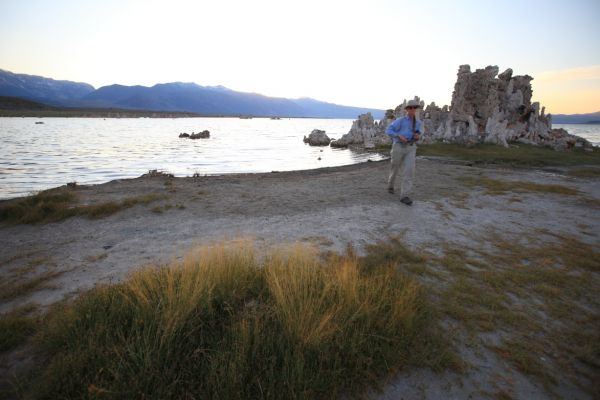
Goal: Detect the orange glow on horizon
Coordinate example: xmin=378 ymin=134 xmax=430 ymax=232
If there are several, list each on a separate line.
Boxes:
xmin=533 ymin=65 xmax=600 ymax=115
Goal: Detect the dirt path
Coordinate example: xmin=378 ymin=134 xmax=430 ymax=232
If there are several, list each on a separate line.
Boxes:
xmin=1 ymin=157 xmax=599 ymax=399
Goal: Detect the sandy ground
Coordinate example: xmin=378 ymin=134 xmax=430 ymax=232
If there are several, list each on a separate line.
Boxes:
xmin=1 ymin=156 xmax=599 ymax=399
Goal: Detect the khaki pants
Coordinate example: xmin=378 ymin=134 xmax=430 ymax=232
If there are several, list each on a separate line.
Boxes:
xmin=387 ymin=142 xmax=416 ymax=197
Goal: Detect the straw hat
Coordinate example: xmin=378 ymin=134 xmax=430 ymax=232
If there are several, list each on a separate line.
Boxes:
xmin=404 ymin=99 xmax=420 ymax=109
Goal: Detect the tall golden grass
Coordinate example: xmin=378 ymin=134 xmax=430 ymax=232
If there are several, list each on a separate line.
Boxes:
xmin=19 ymin=240 xmax=449 ymax=399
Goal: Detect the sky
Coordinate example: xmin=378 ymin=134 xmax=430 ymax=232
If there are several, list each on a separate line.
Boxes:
xmin=0 ymin=0 xmax=599 ymax=114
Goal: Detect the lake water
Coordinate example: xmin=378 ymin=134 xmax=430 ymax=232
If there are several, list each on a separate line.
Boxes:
xmin=1 ymin=119 xmax=598 ymax=200
xmin=0 ymin=117 xmax=381 ymax=199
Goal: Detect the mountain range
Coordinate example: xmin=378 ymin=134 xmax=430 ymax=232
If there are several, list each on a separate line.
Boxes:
xmin=551 ymin=111 xmax=600 ymax=124
xmin=0 ymin=69 xmax=384 ymax=119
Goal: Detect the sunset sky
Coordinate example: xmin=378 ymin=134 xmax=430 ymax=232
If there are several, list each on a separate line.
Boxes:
xmin=1 ymin=0 xmax=599 ymax=114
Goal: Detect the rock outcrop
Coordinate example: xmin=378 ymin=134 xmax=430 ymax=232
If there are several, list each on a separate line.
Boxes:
xmin=180 ymin=130 xmax=210 ymax=139
xmin=330 ymin=113 xmax=391 ymax=148
xmin=433 ymin=65 xmax=555 ymax=147
xmin=303 ymin=129 xmax=331 ymax=146
xmin=335 ymin=65 xmax=593 ymax=151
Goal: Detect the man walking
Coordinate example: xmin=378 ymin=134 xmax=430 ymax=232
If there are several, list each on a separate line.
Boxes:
xmin=385 ymin=99 xmax=422 ymax=206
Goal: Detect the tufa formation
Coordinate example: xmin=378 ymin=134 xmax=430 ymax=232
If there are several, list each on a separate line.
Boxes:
xmin=330 ymin=65 xmax=592 ymax=151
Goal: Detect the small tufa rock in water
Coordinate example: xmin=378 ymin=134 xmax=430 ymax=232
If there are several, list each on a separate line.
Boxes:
xmin=179 ymin=130 xmax=210 ymax=139
xmin=189 ymin=130 xmax=210 ymax=139
xmin=303 ymin=129 xmax=331 ymax=146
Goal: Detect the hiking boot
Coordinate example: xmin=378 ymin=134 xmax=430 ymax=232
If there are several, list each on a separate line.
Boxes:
xmin=400 ymin=196 xmax=413 ymax=206
xmin=388 ymin=187 xmax=395 ymax=194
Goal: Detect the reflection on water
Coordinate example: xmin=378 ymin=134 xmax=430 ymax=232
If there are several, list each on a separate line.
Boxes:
xmin=0 ymin=117 xmax=384 ymax=199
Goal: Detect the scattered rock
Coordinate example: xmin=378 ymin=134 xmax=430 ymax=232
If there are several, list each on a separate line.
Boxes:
xmin=303 ymin=129 xmax=331 ymax=146
xmin=35 ymin=121 xmax=44 ymax=124
xmin=179 ymin=133 xmax=190 ymax=138
xmin=142 ymin=169 xmax=174 ymax=178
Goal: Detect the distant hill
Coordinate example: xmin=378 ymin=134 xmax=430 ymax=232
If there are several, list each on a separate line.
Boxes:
xmin=78 ymin=82 xmax=309 ymax=117
xmin=290 ymin=97 xmax=384 ymax=119
xmin=0 ymin=69 xmax=384 ymax=119
xmin=0 ymin=96 xmax=205 ymax=118
xmin=0 ymin=96 xmax=55 ymax=110
xmin=0 ymin=69 xmax=95 ymax=106
xmin=551 ymin=111 xmax=600 ymax=124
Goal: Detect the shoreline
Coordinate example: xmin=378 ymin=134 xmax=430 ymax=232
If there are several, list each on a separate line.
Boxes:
xmin=0 ymin=158 xmax=386 ymax=202
xmin=3 ymin=139 xmax=600 ymax=202
xmin=0 ymin=112 xmax=355 ymax=120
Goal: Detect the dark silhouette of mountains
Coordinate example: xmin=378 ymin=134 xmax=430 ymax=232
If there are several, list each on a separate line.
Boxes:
xmin=0 ymin=96 xmax=207 ymax=118
xmin=0 ymin=69 xmax=95 ymax=105
xmin=0 ymin=96 xmax=55 ymax=110
xmin=0 ymin=69 xmax=384 ymax=118
xmin=551 ymin=111 xmax=600 ymax=124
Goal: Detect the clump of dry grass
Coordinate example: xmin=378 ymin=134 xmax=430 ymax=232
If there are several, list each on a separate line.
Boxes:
xmin=416 ymin=143 xmax=600 ymax=167
xmin=459 ymin=176 xmax=580 ymax=196
xmin=361 ymin=232 xmax=600 ymax=394
xmin=0 ymin=189 xmax=77 ymax=224
xmin=0 ymin=189 xmax=163 ymax=224
xmin=567 ymin=166 xmax=600 ymax=178
xmin=0 ymin=269 xmax=65 ymax=302
xmin=0 ymin=304 xmax=39 ymax=352
xmin=15 ymin=240 xmax=449 ymax=399
xmin=436 ymin=232 xmax=599 ymax=391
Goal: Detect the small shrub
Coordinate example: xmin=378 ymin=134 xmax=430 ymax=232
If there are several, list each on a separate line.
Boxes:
xmin=23 ymin=241 xmax=448 ymax=399
xmin=0 ymin=189 xmax=77 ymax=224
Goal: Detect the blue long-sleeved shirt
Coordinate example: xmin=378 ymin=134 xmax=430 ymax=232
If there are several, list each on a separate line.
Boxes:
xmin=385 ymin=116 xmax=422 ymax=144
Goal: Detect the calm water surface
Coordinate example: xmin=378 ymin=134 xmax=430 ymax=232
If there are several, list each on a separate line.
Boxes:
xmin=1 ymin=119 xmax=598 ymax=200
xmin=0 ymin=117 xmax=382 ymax=199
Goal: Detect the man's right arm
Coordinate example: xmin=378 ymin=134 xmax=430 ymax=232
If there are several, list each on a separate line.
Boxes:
xmin=385 ymin=119 xmax=400 ymax=136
